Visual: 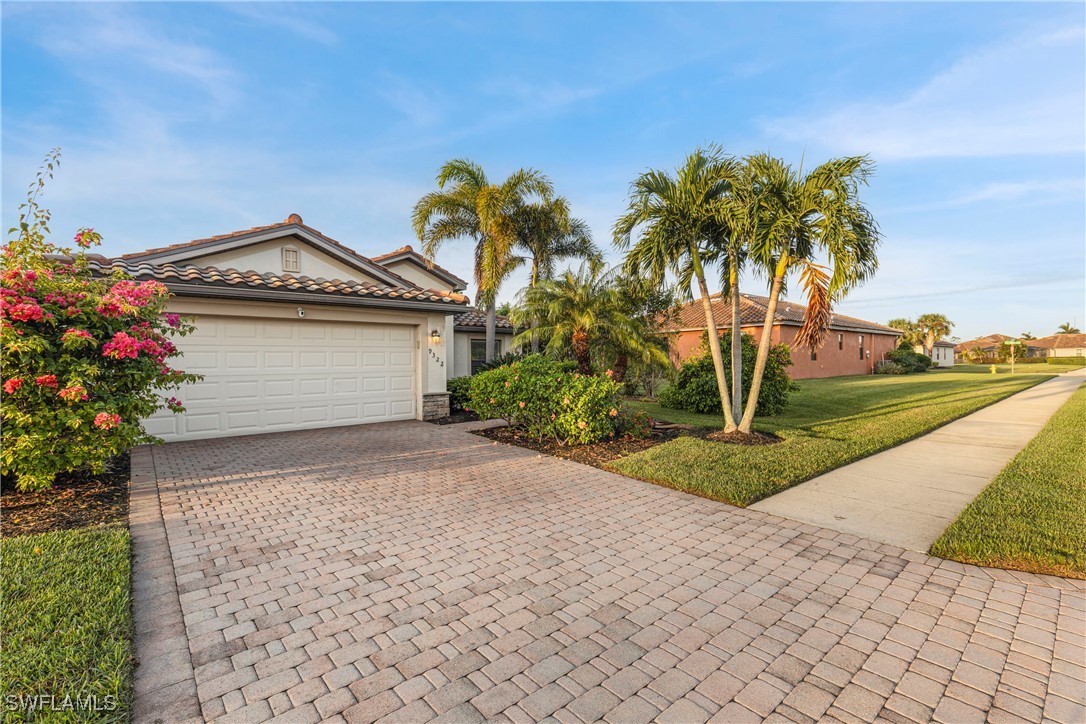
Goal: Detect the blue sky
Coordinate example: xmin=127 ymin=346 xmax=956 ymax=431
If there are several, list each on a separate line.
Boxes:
xmin=3 ymin=2 xmax=1083 ymax=340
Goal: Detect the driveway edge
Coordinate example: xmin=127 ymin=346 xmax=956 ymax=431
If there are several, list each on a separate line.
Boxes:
xmin=130 ymin=445 xmax=202 ymax=723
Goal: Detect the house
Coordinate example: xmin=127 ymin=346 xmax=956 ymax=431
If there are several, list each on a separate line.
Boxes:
xmin=915 ymin=340 xmax=955 ymax=367
xmin=954 ymin=334 xmax=1048 ymax=362
xmin=90 ymin=215 xmax=476 ymax=442
xmin=1030 ymin=333 xmax=1086 ymax=359
xmin=661 ymin=293 xmax=902 ymax=379
xmin=451 ymin=311 xmax=516 ymax=377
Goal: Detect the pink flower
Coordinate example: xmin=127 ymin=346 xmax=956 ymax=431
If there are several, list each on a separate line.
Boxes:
xmin=605 ymin=369 xmax=614 ymax=378
xmin=59 ymin=385 xmax=89 ymax=402
xmin=102 ymin=331 xmax=141 ymax=359
xmin=3 ymin=378 xmax=24 ymax=394
xmin=93 ymin=412 xmax=121 ymax=430
xmin=609 ymin=408 xmax=618 ymax=417
xmin=74 ymin=228 xmax=98 ymax=249
xmin=62 ymin=328 xmax=95 ymax=346
xmin=518 ymin=401 xmax=526 ymax=408
xmin=164 ymin=313 xmax=181 ymax=328
xmin=562 ymin=397 xmax=570 ymax=405
xmin=35 ymin=374 xmax=58 ymax=388
xmin=7 ymin=302 xmax=44 ymax=322
xmin=504 ymin=380 xmax=510 ymax=387
xmin=165 ymin=396 xmax=185 ymax=412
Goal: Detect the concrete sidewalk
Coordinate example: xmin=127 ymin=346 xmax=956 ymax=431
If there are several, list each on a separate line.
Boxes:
xmin=751 ymin=368 xmax=1085 ymax=552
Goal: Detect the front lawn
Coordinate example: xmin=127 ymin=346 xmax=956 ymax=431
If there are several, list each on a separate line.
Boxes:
xmin=930 ymin=384 xmax=1085 ymax=579
xmin=616 ymin=372 xmax=1052 ymax=507
xmin=1 ymin=460 xmax=132 ymax=722
xmin=949 ymin=363 xmax=1057 ymax=374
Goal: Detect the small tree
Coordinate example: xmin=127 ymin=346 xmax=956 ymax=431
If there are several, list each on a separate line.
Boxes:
xmin=1057 ymin=322 xmax=1081 ymax=334
xmin=1 ymin=151 xmax=200 ymax=492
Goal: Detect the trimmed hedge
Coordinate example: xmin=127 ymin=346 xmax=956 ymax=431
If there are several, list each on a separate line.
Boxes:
xmin=447 ymin=376 xmax=471 ymax=412
xmin=885 ymin=348 xmax=933 ymax=373
xmin=1047 ymin=356 xmax=1086 ymax=366
xmin=467 ymin=355 xmax=631 ymax=444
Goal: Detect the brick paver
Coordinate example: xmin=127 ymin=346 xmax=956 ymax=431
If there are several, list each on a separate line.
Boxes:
xmin=132 ymin=421 xmax=1086 ymax=723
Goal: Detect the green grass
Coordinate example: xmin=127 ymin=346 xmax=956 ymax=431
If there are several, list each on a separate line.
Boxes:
xmin=616 ymin=372 xmax=1053 ymax=507
xmin=949 ymin=363 xmax=1057 ymax=374
xmin=931 ymin=384 xmax=1085 ymax=579
xmin=1 ymin=527 xmax=132 ymax=722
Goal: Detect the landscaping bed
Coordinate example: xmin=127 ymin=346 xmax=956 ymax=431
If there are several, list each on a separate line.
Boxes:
xmin=614 ymin=372 xmax=1053 ymax=508
xmin=931 ymin=384 xmax=1085 ymax=579
xmin=0 ymin=457 xmax=133 ymax=722
xmin=474 ymin=425 xmax=698 ymax=467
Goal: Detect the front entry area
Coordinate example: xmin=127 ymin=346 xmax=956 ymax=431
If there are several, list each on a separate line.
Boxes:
xmin=145 ymin=316 xmax=417 ymax=441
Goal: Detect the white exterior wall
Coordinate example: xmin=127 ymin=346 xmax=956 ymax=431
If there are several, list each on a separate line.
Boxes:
xmin=1049 ymin=347 xmax=1086 ymax=358
xmin=450 ymin=330 xmax=515 ymax=379
xmin=916 ymin=344 xmax=955 ymax=367
xmin=381 ymin=259 xmax=459 ymax=293
xmin=189 ymin=237 xmax=383 ymax=283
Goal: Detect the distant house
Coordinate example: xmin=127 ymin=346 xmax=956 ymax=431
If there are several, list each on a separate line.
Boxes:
xmin=1030 ymin=333 xmax=1086 ymax=359
xmin=955 ymin=334 xmax=1054 ymax=362
xmin=916 ymin=340 xmax=955 ymax=367
xmin=660 ymin=293 xmax=902 ymax=379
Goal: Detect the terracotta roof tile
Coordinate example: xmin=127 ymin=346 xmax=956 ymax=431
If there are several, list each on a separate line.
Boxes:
xmin=453 ymin=311 xmax=514 ymax=330
xmin=1029 ymin=333 xmax=1086 ymax=349
xmin=87 ymin=256 xmax=469 ymax=307
xmin=661 ymin=293 xmax=902 ymax=335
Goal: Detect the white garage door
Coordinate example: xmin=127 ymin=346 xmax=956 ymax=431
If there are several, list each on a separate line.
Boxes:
xmin=146 ymin=316 xmax=417 ymax=442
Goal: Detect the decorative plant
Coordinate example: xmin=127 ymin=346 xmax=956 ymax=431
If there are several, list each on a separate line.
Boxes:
xmin=1 ymin=151 xmax=200 ymax=492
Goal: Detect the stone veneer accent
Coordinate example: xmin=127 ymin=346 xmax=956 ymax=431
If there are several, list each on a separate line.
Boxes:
xmin=422 ymin=392 xmax=450 ymax=420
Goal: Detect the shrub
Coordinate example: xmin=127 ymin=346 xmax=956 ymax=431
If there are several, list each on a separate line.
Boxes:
xmin=475 ymin=349 xmax=526 ymax=374
xmin=874 ymin=360 xmax=907 ymax=375
xmin=886 ymin=348 xmax=933 ymax=373
xmin=1047 ymin=356 xmax=1086 ymax=366
xmin=467 ymin=355 xmax=624 ymax=444
xmin=447 ymin=376 xmax=471 ymax=413
xmin=658 ymin=331 xmax=793 ymax=416
xmin=1 ymin=152 xmax=200 ymax=491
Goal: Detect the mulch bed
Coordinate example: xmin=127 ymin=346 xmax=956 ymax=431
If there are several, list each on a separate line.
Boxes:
xmin=1 ymin=454 xmax=130 ymax=539
xmin=429 ymin=410 xmax=480 ymax=425
xmin=474 ymin=426 xmax=709 ymax=468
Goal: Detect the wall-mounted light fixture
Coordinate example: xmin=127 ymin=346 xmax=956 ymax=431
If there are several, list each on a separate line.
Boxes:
xmin=297 ymin=307 xmax=305 ymax=318
xmin=430 ymin=328 xmax=442 ymax=342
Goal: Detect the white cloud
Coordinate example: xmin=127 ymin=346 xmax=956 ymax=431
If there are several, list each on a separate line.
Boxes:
xmin=223 ymin=4 xmax=338 ymax=46
xmin=765 ymin=25 xmax=1085 ymax=160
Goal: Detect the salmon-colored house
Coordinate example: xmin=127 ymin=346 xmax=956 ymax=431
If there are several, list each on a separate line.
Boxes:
xmin=662 ymin=293 xmax=903 ymax=380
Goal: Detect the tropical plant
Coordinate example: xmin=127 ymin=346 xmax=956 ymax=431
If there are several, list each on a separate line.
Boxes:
xmin=1057 ymin=322 xmax=1081 ymax=334
xmin=915 ymin=313 xmax=954 ymax=357
xmin=659 ymin=331 xmax=794 ymax=416
xmin=510 ymin=264 xmax=669 ymax=378
xmin=738 ymin=153 xmax=880 ymax=434
xmin=614 ymin=146 xmax=744 ymax=431
xmin=886 ymin=348 xmax=933 ymax=373
xmin=412 ymin=159 xmax=553 ymax=362
xmin=1020 ymin=331 xmax=1036 ymax=340
xmin=888 ymin=317 xmax=923 ymax=347
xmin=509 ymin=196 xmax=600 ymax=352
xmin=1 ymin=151 xmax=200 ymax=492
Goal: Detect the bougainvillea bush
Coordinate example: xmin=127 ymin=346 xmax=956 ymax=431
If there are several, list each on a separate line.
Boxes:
xmin=1 ymin=153 xmax=200 ymax=492
xmin=467 ymin=355 xmax=632 ymax=445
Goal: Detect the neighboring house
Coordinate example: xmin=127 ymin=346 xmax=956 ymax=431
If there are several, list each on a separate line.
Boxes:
xmin=661 ymin=293 xmax=902 ymax=379
xmin=1030 ymin=333 xmax=1086 ymax=359
xmin=451 ymin=311 xmax=516 ymax=377
xmin=91 ymin=215 xmax=473 ymax=441
xmin=954 ymin=334 xmax=1048 ymax=361
xmin=916 ymin=341 xmax=955 ymax=367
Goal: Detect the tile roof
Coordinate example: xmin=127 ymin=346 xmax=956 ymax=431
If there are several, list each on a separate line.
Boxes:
xmin=661 ymin=293 xmax=902 ymax=335
xmin=87 ymin=256 xmax=469 ymax=307
xmin=371 ymin=244 xmax=469 ymax=290
xmin=954 ymin=334 xmax=1014 ymax=352
xmin=453 ymin=311 xmax=515 ymax=331
xmin=1029 ymin=333 xmax=1086 ymax=349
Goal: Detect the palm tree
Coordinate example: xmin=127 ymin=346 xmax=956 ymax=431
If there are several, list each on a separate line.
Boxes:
xmin=510 ymin=197 xmax=601 ymax=352
xmin=510 ymin=264 xmax=668 ymax=376
xmin=1057 ymin=322 xmax=1081 ymax=334
xmin=888 ymin=318 xmax=922 ymax=347
xmin=614 ymin=146 xmax=743 ymax=431
xmin=739 ymin=153 xmax=880 ymax=434
xmin=1019 ymin=331 xmax=1036 ymax=340
xmin=915 ymin=313 xmax=954 ymax=357
xmin=412 ymin=159 xmax=553 ymax=362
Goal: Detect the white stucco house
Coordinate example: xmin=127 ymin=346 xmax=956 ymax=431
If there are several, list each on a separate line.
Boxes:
xmin=89 ymin=214 xmax=511 ymax=442
xmin=916 ymin=341 xmax=956 ymax=367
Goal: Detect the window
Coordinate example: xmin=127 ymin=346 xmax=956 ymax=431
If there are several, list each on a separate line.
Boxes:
xmin=282 ymin=247 xmax=301 ymax=273
xmin=470 ymin=338 xmax=502 ymax=374
xmin=858 ymin=335 xmax=865 ymax=360
xmin=810 ymin=350 xmax=818 ymax=361
xmin=838 ymin=333 xmax=843 ymax=351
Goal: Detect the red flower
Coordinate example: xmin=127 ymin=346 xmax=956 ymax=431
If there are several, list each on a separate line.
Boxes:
xmin=59 ymin=385 xmax=89 ymax=402
xmin=93 ymin=412 xmax=121 ymax=430
xmin=3 ymin=378 xmax=24 ymax=394
xmin=35 ymin=374 xmax=58 ymax=388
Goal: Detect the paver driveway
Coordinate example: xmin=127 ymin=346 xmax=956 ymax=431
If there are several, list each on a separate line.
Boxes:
xmin=131 ymin=421 xmax=1085 ymax=724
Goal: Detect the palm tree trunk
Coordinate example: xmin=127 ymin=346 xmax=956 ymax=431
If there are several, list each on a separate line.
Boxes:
xmin=612 ymin=354 xmax=628 ymax=383
xmin=739 ymin=257 xmax=788 ymax=434
xmin=691 ymin=244 xmax=737 ymax=431
xmin=729 ymin=256 xmax=743 ymax=422
xmin=572 ymin=328 xmax=592 ymax=375
xmin=486 ymin=301 xmax=496 ymax=362
xmin=530 ymin=259 xmax=540 ymax=354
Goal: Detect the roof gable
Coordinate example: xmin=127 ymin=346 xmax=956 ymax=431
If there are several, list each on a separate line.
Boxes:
xmin=372 ymin=245 xmax=469 ymax=292
xmin=121 ymin=214 xmax=412 ymax=289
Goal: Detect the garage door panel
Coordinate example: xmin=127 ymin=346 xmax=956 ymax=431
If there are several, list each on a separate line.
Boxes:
xmin=147 ymin=317 xmax=418 ymax=441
